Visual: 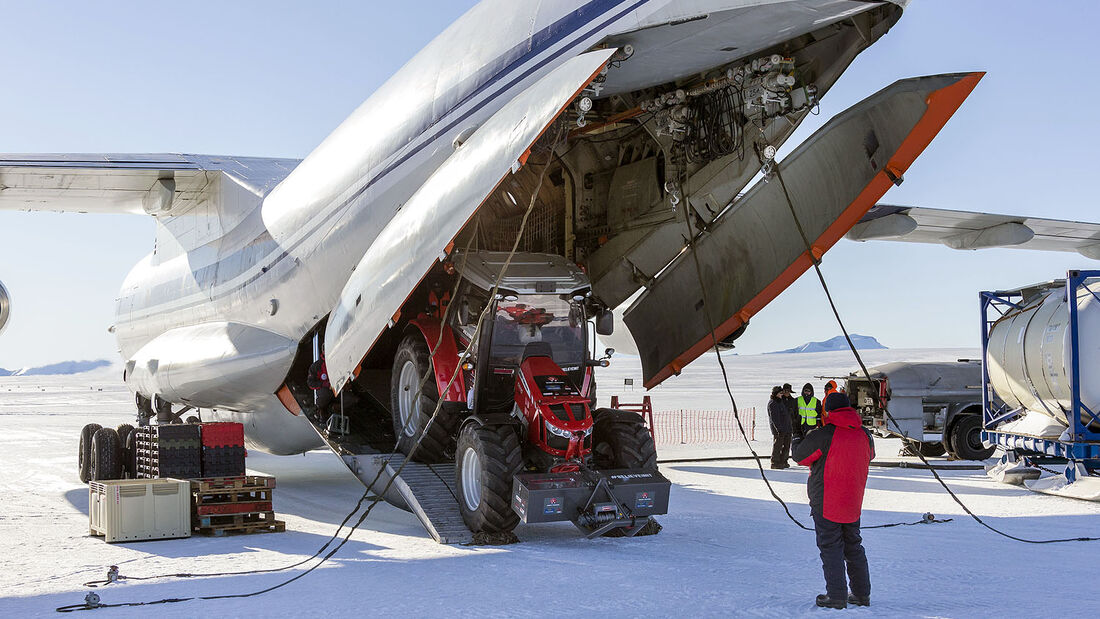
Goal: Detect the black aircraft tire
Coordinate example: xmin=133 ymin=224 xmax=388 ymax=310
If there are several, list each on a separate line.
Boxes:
xmin=951 ymin=415 xmax=996 ymax=461
xmin=124 ymin=430 xmax=139 ymax=479
xmin=78 ymin=423 xmax=102 ymax=483
xmin=185 ymin=416 xmax=200 ymax=424
xmin=914 ymin=440 xmax=947 ymax=458
xmin=116 ymin=424 xmax=135 ymax=477
xmin=455 ymin=423 xmax=522 ymax=534
xmin=390 ymin=333 xmax=455 ymax=463
xmin=592 ymin=409 xmax=657 ymax=470
xmin=90 ymin=427 xmax=122 ymax=481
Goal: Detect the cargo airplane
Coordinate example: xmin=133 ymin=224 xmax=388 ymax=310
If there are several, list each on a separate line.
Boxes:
xmin=3 ymin=1 xmax=1096 ymax=539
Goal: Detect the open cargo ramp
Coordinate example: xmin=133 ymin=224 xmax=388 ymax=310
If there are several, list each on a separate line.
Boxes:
xmin=343 ymin=453 xmax=472 ymax=544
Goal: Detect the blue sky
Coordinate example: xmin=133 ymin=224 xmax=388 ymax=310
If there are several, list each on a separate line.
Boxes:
xmin=0 ymin=1 xmax=1096 ymax=367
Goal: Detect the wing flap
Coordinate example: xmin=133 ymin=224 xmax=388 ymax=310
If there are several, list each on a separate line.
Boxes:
xmin=323 ymin=49 xmax=617 ymax=391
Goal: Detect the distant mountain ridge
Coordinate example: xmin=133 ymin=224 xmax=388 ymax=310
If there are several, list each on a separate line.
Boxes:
xmin=767 ymin=335 xmax=887 ymax=354
xmin=0 ymin=359 xmax=112 ymax=377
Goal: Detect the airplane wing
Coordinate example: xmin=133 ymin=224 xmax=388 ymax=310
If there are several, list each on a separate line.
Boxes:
xmin=847 ymin=204 xmax=1100 ymax=259
xmin=0 ymin=153 xmax=300 ymax=215
xmin=324 ymin=48 xmax=618 ymax=392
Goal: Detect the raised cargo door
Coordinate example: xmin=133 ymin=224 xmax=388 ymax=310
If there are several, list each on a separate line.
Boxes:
xmin=324 ymin=49 xmax=617 ymax=392
xmin=624 ymin=73 xmax=984 ymax=388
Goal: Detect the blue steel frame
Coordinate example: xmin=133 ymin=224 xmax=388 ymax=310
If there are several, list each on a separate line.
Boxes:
xmin=979 ymin=270 xmax=1100 ymax=467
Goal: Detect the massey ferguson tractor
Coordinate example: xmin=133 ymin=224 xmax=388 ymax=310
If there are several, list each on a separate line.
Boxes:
xmin=387 ymin=251 xmax=668 ymax=537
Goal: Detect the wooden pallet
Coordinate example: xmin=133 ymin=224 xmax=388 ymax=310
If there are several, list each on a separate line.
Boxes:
xmin=193 ymin=484 xmax=273 ymax=516
xmin=194 ymin=510 xmax=285 ymax=536
xmin=190 ymin=475 xmax=276 ymax=492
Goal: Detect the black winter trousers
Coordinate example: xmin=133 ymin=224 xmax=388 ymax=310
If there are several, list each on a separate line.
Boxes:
xmin=812 ymin=511 xmax=870 ymax=599
xmin=770 ymin=432 xmax=791 ymax=466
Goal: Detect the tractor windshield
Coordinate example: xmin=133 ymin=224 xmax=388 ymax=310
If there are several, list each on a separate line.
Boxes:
xmin=489 ymin=295 xmax=585 ymax=373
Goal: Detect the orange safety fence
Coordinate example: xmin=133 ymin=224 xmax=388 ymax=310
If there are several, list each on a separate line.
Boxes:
xmin=650 ymin=408 xmax=755 ymax=445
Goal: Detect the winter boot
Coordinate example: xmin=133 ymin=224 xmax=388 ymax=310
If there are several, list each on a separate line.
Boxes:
xmin=848 ymin=594 xmax=870 ymax=607
xmin=815 ymin=594 xmax=846 ymax=609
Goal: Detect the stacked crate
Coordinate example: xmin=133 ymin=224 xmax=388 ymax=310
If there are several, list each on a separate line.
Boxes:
xmin=134 ymin=425 xmax=202 ymax=479
xmin=200 ymin=422 xmax=246 ymax=477
xmin=191 ymin=476 xmax=284 ymax=536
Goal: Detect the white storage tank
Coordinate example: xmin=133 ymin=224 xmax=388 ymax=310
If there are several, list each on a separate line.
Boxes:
xmin=986 ymin=279 xmax=1100 ymax=430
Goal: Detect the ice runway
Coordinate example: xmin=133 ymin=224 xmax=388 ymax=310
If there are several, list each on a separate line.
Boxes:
xmin=2 ymin=351 xmax=1099 ymax=617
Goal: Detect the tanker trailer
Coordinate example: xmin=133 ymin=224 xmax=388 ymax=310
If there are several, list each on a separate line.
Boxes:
xmin=981 ymin=270 xmax=1100 ymax=497
xmin=844 ymin=360 xmax=995 ymax=460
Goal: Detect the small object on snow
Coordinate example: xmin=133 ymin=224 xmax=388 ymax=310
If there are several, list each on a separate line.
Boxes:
xmin=84 ymin=592 xmax=101 ymax=608
xmin=922 ymin=512 xmax=935 ymax=523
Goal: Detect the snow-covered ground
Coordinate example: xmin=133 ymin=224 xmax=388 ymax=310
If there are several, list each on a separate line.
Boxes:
xmin=2 ymin=350 xmax=1099 ymax=617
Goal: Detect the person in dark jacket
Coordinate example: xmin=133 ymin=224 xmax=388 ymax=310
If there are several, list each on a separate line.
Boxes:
xmin=782 ymin=383 xmax=802 ymax=448
xmin=767 ymin=386 xmax=792 ymax=469
xmin=791 ymin=392 xmax=875 ymax=609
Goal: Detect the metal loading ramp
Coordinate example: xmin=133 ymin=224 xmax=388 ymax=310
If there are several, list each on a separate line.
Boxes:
xmin=344 ymin=453 xmax=472 ymax=544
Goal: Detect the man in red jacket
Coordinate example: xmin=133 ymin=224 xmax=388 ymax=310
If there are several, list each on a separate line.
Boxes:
xmin=792 ymin=392 xmax=875 ymax=609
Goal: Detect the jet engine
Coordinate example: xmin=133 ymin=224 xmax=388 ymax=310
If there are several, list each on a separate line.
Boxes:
xmin=0 ymin=280 xmax=10 ymax=336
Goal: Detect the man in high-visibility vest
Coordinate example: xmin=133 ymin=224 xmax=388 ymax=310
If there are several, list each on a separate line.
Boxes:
xmin=797 ymin=383 xmax=823 ymax=436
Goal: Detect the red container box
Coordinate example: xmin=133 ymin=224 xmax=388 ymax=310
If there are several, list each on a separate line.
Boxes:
xmin=199 ymin=422 xmax=244 ymax=448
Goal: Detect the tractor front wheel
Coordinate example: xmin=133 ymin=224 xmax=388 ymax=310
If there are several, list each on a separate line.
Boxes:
xmin=455 ymin=422 xmax=522 ymax=533
xmin=592 ymin=409 xmax=657 ymax=470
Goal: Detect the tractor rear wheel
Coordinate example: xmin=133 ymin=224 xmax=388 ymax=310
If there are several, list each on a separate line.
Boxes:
xmin=592 ymin=409 xmax=657 ymax=470
xmin=950 ymin=415 xmax=996 ymax=461
xmin=90 ymin=427 xmax=122 ymax=481
xmin=455 ymin=422 xmax=522 ymax=533
xmin=78 ymin=423 xmax=102 ymax=483
xmin=391 ymin=333 xmax=455 ymax=462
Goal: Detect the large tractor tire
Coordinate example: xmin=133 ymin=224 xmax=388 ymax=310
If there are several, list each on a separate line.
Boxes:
xmin=116 ymin=424 xmax=135 ymax=478
xmin=78 ymin=423 xmax=102 ymax=483
xmin=390 ymin=333 xmax=456 ymax=463
xmin=455 ymin=422 xmax=522 ymax=533
xmin=592 ymin=409 xmax=657 ymax=470
xmin=950 ymin=415 xmax=996 ymax=461
xmin=89 ymin=427 xmax=122 ymax=481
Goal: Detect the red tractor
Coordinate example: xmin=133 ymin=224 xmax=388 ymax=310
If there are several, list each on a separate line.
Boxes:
xmin=390 ymin=251 xmax=667 ymax=536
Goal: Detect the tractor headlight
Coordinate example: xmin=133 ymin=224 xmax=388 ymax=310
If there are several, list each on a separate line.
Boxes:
xmin=544 ymin=420 xmax=571 ymax=439
xmin=544 ymin=420 xmax=592 ymax=438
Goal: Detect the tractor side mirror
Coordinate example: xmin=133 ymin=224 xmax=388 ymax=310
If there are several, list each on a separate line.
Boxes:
xmin=595 ymin=309 xmax=614 ymax=336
